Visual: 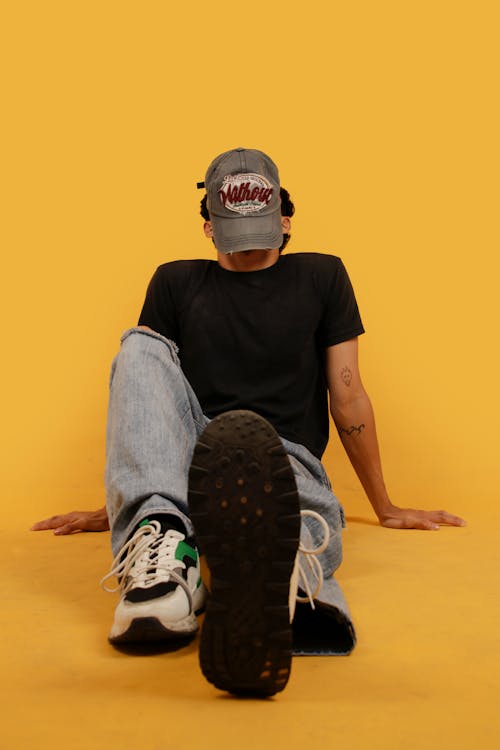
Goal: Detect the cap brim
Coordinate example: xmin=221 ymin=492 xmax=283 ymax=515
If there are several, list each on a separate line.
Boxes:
xmin=211 ymin=212 xmax=283 ymax=254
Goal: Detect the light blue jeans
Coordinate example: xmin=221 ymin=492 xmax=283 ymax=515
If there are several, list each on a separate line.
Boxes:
xmin=105 ymin=327 xmax=355 ymax=652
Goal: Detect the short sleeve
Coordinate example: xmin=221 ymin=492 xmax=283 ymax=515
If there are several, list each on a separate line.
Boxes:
xmin=137 ymin=265 xmax=179 ymax=342
xmin=318 ymin=258 xmax=365 ymax=347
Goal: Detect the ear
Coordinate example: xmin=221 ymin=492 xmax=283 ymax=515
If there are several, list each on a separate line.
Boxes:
xmin=203 ymin=221 xmax=213 ymax=238
xmin=281 ymin=217 xmax=291 ymax=232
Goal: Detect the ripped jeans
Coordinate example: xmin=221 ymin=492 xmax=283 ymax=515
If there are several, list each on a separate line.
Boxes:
xmin=104 ymin=327 xmax=355 ymax=653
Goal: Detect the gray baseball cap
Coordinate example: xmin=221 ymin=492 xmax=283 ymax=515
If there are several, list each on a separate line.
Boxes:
xmin=200 ymin=148 xmax=282 ymax=254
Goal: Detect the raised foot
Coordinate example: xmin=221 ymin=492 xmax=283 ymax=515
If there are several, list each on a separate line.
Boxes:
xmin=188 ymin=410 xmax=301 ymax=697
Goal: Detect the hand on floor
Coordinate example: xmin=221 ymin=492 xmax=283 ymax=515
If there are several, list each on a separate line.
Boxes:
xmin=378 ymin=505 xmax=466 ymax=530
xmin=31 ymin=506 xmax=109 ymax=535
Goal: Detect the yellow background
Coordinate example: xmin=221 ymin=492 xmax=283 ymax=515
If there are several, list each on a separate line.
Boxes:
xmin=2 ymin=1 xmax=498 ymax=519
xmin=1 ymin=1 xmax=499 ymax=748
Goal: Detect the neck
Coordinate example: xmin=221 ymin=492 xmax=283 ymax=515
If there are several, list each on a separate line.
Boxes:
xmin=217 ymin=248 xmax=280 ymax=272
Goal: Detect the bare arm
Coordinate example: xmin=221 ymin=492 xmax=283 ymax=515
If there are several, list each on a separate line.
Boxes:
xmin=326 ymin=339 xmax=465 ymax=530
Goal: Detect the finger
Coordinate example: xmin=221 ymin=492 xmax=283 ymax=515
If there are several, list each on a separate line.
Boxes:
xmin=415 ymin=518 xmax=440 ymax=531
xmin=381 ymin=516 xmax=439 ymax=530
xmin=54 ymin=522 xmax=80 ymax=535
xmin=31 ymin=515 xmax=67 ymax=531
xmin=31 ymin=520 xmax=50 ymax=530
xmin=427 ymin=511 xmax=466 ymax=527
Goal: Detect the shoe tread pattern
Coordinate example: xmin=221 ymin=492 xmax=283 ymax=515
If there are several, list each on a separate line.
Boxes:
xmin=188 ymin=410 xmax=300 ymax=697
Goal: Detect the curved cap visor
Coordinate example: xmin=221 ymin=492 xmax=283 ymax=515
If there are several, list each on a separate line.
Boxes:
xmin=211 ymin=211 xmax=283 ymax=254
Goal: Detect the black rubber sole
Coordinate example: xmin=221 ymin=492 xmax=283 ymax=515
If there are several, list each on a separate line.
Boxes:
xmin=188 ymin=410 xmax=301 ymax=697
xmin=108 ymin=595 xmax=206 ymax=647
xmin=109 ymin=617 xmax=196 ymax=655
xmin=109 ymin=616 xmax=178 ymax=644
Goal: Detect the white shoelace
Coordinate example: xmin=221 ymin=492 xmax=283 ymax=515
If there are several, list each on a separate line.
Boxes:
xmin=101 ymin=512 xmax=329 ymax=618
xmin=100 ymin=521 xmax=192 ymax=606
xmin=290 ymin=509 xmax=330 ymax=618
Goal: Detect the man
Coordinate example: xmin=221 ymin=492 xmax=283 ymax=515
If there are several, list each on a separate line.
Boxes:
xmin=33 ymin=148 xmax=465 ymax=697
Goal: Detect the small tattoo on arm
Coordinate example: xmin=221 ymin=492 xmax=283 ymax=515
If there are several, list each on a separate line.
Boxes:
xmin=338 ymin=424 xmax=365 ymax=437
xmin=341 ymin=366 xmax=352 ymax=386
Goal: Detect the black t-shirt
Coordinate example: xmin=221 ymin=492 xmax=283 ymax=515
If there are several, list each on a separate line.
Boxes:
xmin=138 ymin=252 xmax=364 ymax=459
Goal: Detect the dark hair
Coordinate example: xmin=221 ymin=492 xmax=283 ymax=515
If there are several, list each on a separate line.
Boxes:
xmin=200 ymin=187 xmax=295 ymax=252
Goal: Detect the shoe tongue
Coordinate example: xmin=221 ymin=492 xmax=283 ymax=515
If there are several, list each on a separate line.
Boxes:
xmin=164 ymin=529 xmax=184 ymax=541
xmin=139 ymin=515 xmax=185 ymax=537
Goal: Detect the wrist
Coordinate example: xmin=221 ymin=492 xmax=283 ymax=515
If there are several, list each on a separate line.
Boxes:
xmin=370 ymin=495 xmax=396 ymax=521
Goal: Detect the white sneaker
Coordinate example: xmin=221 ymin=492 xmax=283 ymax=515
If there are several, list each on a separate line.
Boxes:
xmin=101 ymin=519 xmax=207 ymax=644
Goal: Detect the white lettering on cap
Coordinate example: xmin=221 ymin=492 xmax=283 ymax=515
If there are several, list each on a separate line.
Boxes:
xmin=218 ymin=173 xmax=274 ymax=214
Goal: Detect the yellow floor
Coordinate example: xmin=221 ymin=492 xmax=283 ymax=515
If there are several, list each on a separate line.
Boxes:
xmin=2 ymin=496 xmax=498 ymax=750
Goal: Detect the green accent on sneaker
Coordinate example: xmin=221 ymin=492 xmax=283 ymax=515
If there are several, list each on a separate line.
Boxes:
xmin=175 ymin=540 xmax=198 ymax=564
xmin=139 ymin=518 xmax=151 ymax=527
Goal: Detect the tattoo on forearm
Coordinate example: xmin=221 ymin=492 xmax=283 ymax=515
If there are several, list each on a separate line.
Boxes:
xmin=341 ymin=366 xmax=352 ymax=386
xmin=338 ymin=424 xmax=365 ymax=437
